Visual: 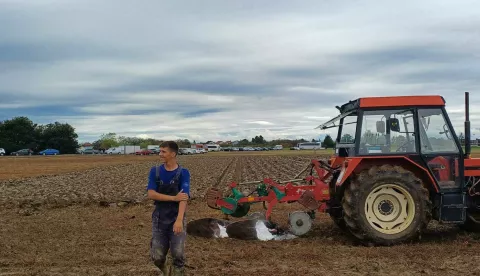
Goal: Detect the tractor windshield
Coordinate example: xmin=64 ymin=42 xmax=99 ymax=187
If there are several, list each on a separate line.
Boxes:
xmin=358 ymin=109 xmax=416 ymax=154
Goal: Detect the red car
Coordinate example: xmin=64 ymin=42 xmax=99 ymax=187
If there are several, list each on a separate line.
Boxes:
xmin=135 ymin=149 xmax=153 ymax=155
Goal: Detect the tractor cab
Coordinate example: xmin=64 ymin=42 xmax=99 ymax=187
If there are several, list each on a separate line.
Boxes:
xmin=316 ymin=96 xmax=458 ymax=154
xmin=316 ymin=95 xmax=464 ymax=192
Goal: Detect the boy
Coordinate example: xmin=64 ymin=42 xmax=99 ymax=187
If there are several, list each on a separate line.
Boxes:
xmin=146 ymin=141 xmax=190 ymax=276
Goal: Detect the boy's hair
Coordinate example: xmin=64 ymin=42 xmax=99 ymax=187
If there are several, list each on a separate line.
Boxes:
xmin=160 ymin=141 xmax=179 ymax=155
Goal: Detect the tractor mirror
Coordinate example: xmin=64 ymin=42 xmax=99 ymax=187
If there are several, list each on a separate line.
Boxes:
xmin=389 ymin=118 xmax=400 ymax=132
xmin=376 ymin=121 xmax=385 ymax=133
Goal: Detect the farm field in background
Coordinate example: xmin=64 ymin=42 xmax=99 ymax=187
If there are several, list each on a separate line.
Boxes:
xmin=0 ymin=149 xmax=332 ymax=180
xmin=1 ymin=150 xmax=480 ymax=275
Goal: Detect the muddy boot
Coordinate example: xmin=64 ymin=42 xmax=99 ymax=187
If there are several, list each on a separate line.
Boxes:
xmin=157 ymin=263 xmax=168 ymax=276
xmin=170 ymin=266 xmax=185 ymax=276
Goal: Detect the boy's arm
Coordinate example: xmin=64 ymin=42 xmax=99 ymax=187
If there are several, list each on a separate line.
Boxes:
xmin=176 ymin=169 xmax=191 ymax=221
xmin=147 ymin=190 xmax=180 ymax=201
xmin=146 ymin=167 xmax=187 ymax=202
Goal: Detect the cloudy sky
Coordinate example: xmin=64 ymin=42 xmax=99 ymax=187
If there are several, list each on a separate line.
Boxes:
xmin=1 ymin=0 xmax=479 ymax=143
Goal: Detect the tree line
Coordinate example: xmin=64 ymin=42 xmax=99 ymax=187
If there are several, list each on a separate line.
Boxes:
xmin=0 ymin=116 xmax=337 ymax=154
xmin=0 ymin=116 xmax=80 ymax=154
xmin=89 ymin=132 xmax=193 ymax=150
xmin=91 ymin=133 xmax=337 ymax=150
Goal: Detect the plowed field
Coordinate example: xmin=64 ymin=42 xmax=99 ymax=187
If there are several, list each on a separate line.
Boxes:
xmin=1 ymin=152 xmax=480 ymax=275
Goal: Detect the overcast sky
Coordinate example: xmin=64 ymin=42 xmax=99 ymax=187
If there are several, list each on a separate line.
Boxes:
xmin=1 ymin=0 xmax=479 ymax=143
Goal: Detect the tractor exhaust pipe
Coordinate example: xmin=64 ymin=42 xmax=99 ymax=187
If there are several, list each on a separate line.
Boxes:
xmin=465 ymin=91 xmax=471 ymax=158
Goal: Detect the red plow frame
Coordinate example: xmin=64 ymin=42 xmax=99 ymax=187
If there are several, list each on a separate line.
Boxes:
xmin=206 ymin=159 xmax=335 ymax=227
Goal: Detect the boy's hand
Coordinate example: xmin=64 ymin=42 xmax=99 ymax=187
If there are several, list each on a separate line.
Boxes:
xmin=173 ymin=220 xmax=183 ymax=235
xmin=173 ymin=189 xmax=188 ymax=202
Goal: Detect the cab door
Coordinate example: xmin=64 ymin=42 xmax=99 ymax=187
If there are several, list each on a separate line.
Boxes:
xmin=417 ymin=108 xmax=463 ymax=191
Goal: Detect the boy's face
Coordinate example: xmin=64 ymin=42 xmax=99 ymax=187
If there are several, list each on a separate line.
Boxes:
xmin=159 ymin=147 xmax=176 ymax=162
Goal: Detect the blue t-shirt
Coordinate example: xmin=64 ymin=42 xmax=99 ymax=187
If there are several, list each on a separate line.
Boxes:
xmin=146 ymin=164 xmax=190 ymax=197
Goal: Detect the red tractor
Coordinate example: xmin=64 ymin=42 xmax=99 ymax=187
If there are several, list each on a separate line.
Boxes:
xmin=204 ymin=92 xmax=480 ymax=245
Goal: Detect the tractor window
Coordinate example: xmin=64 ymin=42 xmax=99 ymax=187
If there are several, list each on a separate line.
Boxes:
xmin=339 ymin=115 xmax=357 ymax=143
xmin=417 ymin=108 xmax=459 ymax=153
xmin=359 ymin=109 xmax=416 ymax=154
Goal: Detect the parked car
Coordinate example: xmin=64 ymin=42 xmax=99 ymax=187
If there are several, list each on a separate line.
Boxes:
xmin=135 ymin=149 xmax=153 ymax=155
xmin=10 ymin=149 xmax=33 ymax=156
xmin=81 ymin=148 xmax=100 ymax=154
xmin=39 ymin=148 xmax=60 ymax=155
xmin=0 ymin=148 xmax=5 ymax=156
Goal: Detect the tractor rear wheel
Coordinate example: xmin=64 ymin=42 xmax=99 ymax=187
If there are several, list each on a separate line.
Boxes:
xmin=341 ymin=165 xmax=431 ymax=245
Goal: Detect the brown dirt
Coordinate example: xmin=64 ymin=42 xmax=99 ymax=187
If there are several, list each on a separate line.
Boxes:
xmin=0 ymin=154 xmax=159 ymax=180
xmin=1 ymin=153 xmax=480 ymax=275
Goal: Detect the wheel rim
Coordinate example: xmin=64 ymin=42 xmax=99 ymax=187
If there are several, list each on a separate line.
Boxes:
xmin=364 ymin=184 xmax=415 ymax=235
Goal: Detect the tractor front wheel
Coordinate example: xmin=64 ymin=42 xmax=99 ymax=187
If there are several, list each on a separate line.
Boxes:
xmin=342 ymin=165 xmax=431 ymax=246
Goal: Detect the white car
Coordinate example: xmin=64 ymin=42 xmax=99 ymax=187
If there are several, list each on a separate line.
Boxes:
xmin=0 ymin=148 xmax=5 ymax=156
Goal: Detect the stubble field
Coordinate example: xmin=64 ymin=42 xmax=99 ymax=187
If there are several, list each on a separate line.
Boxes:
xmin=1 ymin=151 xmax=480 ymax=275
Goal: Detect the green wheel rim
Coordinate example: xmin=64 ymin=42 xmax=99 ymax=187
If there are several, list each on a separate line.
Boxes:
xmin=220 ymin=197 xmax=238 ymax=215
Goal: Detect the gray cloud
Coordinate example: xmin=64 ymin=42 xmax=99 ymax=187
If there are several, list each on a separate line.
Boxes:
xmin=0 ymin=0 xmax=479 ymax=142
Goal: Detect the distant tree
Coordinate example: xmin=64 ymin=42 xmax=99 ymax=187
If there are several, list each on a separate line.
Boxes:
xmin=140 ymin=141 xmax=149 ymax=149
xmin=176 ymin=139 xmax=191 ymax=148
xmin=239 ymin=139 xmax=250 ymax=146
xmin=340 ymin=134 xmax=354 ymax=143
xmin=323 ymin=135 xmax=335 ymax=148
xmin=0 ymin=116 xmax=39 ymax=153
xmin=38 ymin=122 xmax=80 ymax=154
xmin=117 ymin=136 xmax=143 ymax=146
xmin=0 ymin=117 xmax=79 ymax=154
xmin=98 ymin=132 xmax=119 ymax=150
xmin=251 ymin=135 xmax=266 ymax=144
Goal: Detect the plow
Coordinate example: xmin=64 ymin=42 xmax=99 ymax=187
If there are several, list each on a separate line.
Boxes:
xmin=187 ymin=159 xmax=334 ymax=240
xmin=187 ymin=92 xmax=480 ymax=245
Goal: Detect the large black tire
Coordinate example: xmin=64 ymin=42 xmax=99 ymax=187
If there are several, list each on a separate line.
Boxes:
xmin=342 ymin=164 xmax=432 ymax=246
xmin=328 ymin=190 xmax=348 ymax=232
xmin=327 ymin=171 xmax=348 ymax=231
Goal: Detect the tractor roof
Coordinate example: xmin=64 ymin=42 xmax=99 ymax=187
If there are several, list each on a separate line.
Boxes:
xmin=360 ymin=95 xmax=445 ymax=108
xmin=337 ymin=95 xmax=445 ymax=114
xmin=315 ymin=95 xmax=446 ymax=130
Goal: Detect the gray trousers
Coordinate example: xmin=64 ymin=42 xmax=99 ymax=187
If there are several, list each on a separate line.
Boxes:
xmin=150 ymin=211 xmax=186 ymax=269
